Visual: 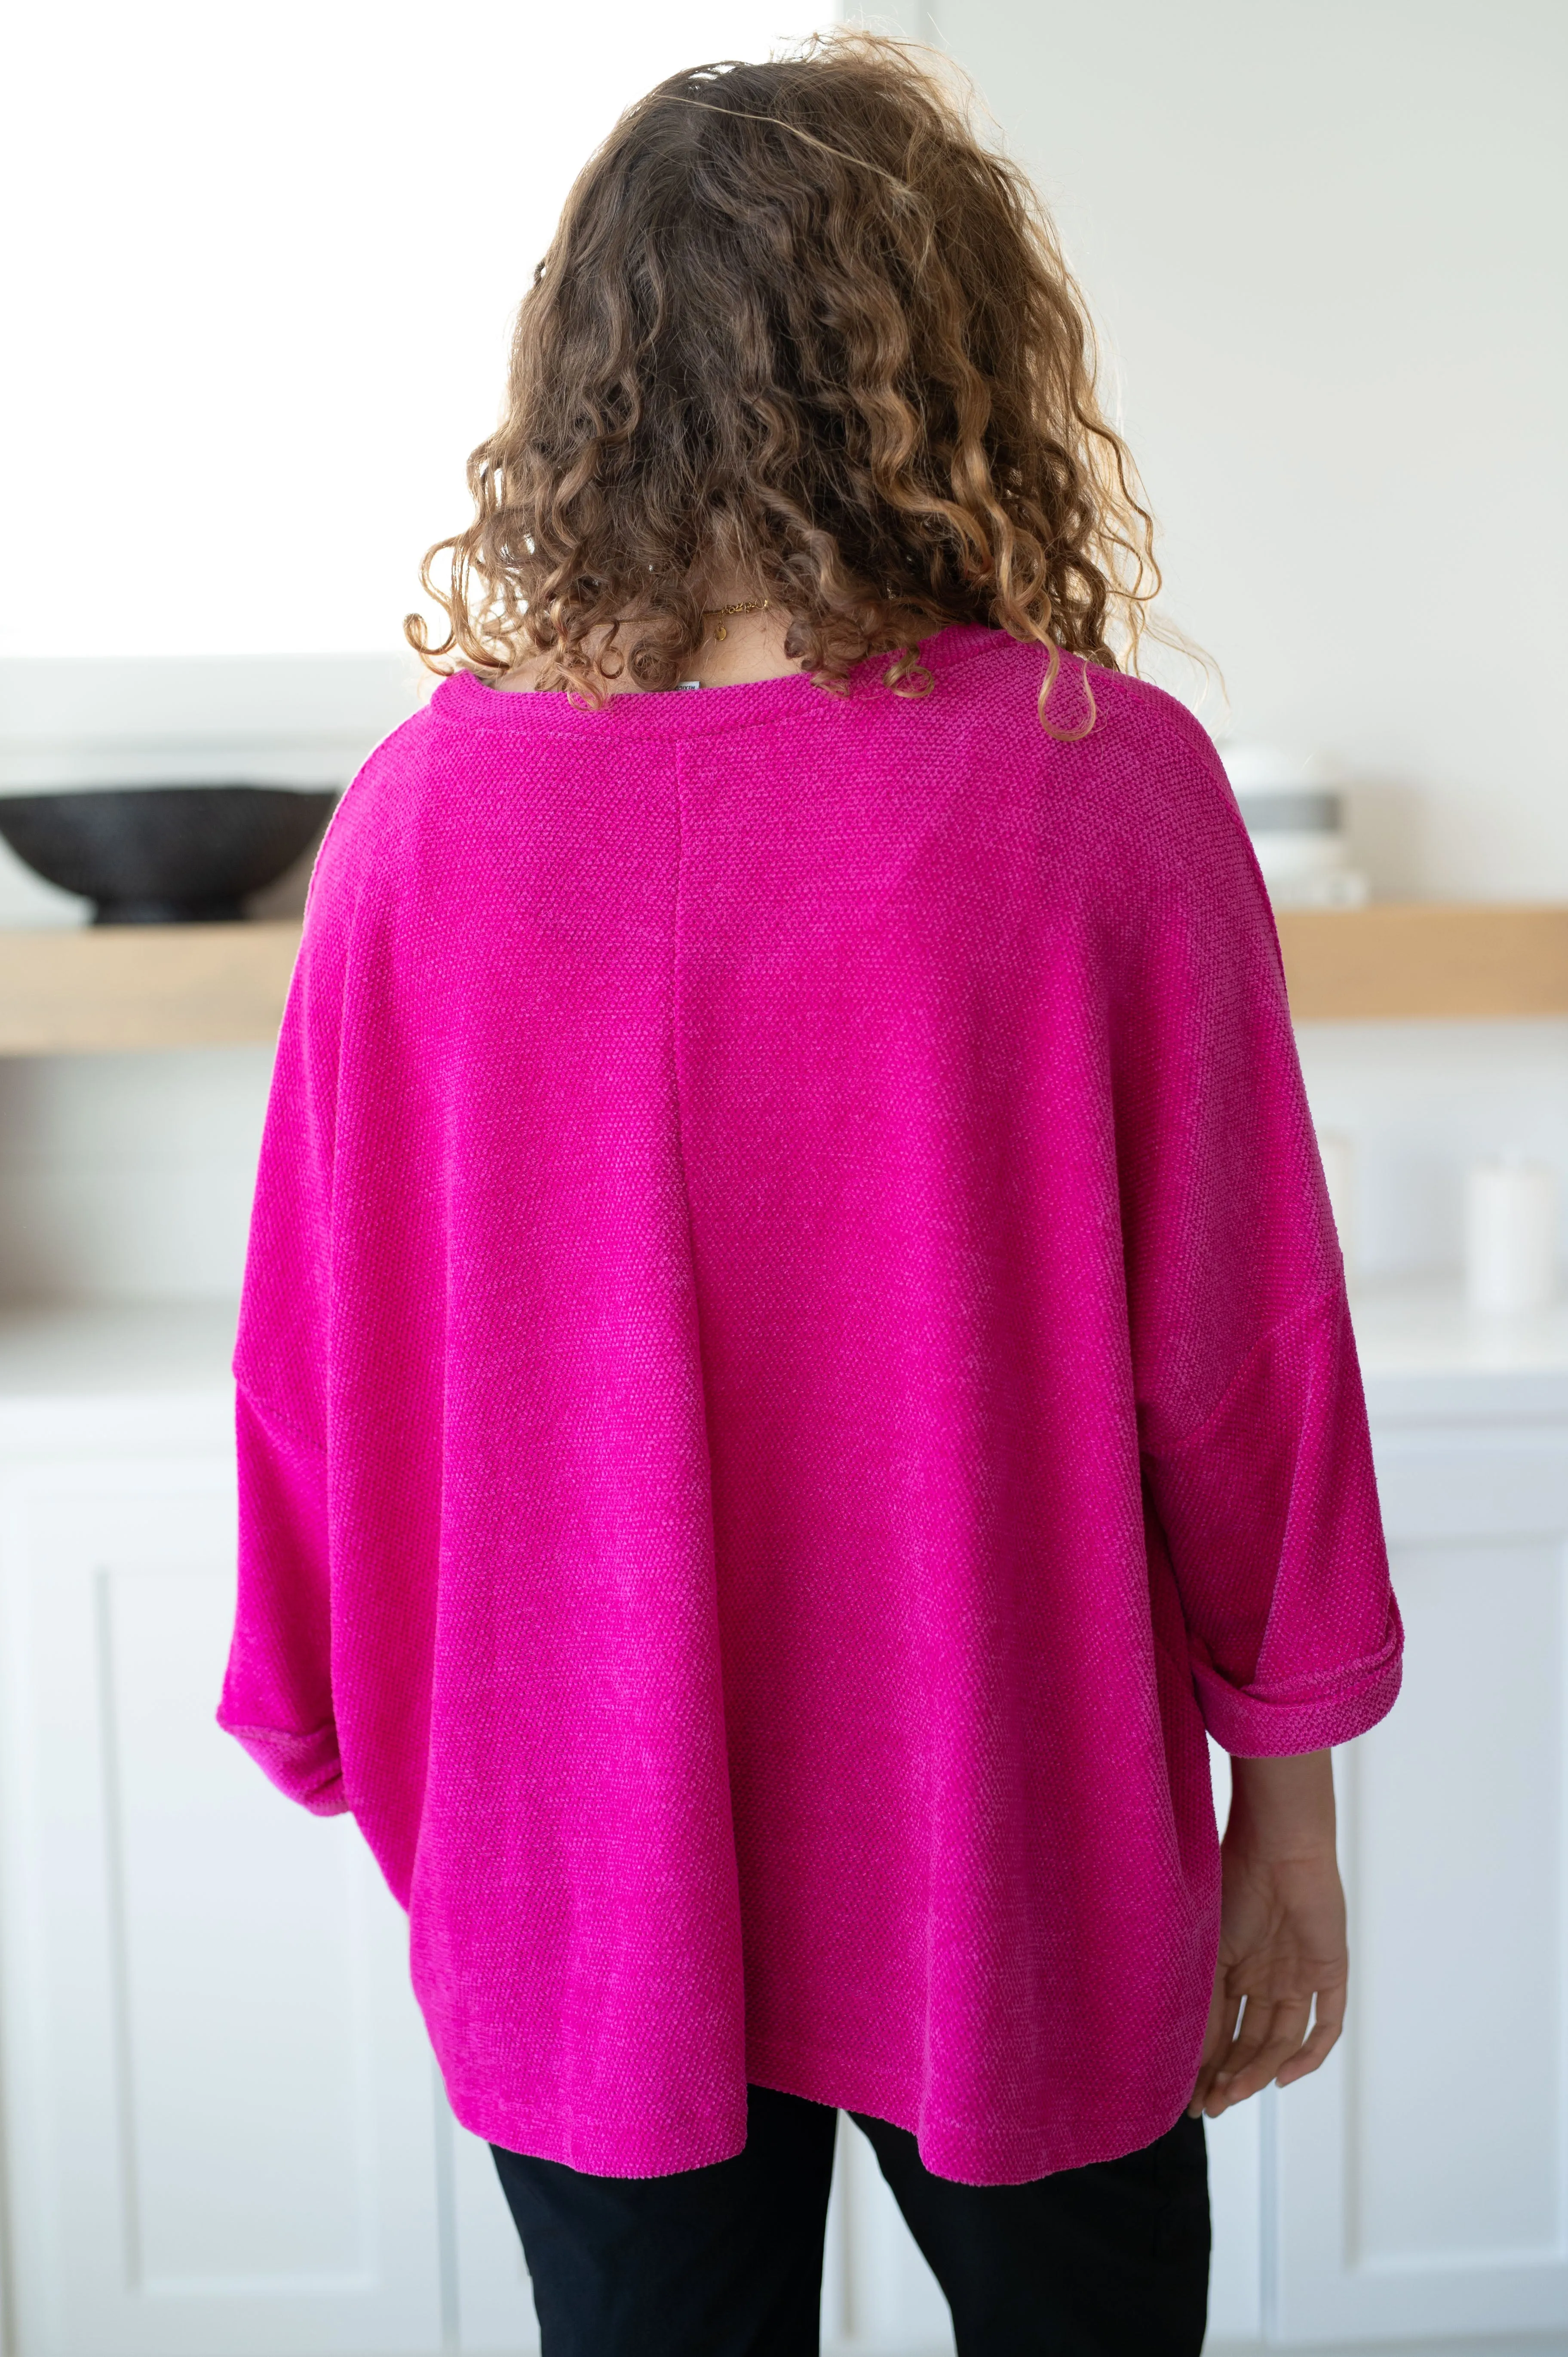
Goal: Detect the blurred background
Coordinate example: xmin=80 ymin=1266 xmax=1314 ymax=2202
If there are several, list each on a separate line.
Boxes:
xmin=0 ymin=4 xmax=1562 ymax=2354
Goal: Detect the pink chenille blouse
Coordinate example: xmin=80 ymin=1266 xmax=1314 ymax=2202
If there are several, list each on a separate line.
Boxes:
xmin=218 ymin=623 xmax=1401 ymax=2185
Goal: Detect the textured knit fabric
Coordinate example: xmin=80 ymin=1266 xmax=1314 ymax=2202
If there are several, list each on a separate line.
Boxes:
xmin=218 ymin=623 xmax=1401 ymax=2185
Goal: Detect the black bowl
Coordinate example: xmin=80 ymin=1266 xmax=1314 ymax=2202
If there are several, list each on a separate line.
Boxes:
xmin=0 ymin=785 xmax=338 ymax=924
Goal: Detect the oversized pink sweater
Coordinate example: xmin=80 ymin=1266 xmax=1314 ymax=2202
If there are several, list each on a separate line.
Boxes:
xmin=220 ymin=623 xmax=1400 ymax=2184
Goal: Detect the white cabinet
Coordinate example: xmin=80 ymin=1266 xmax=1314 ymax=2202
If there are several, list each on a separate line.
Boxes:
xmin=0 ymin=1293 xmax=1564 ymax=2357
xmin=0 ymin=1328 xmax=444 ymax=2357
xmin=440 ymin=2111 xmax=540 ymax=2355
xmin=1262 ymin=1357 xmax=1568 ymax=2346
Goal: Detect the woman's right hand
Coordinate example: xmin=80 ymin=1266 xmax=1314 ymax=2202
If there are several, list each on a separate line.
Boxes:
xmin=1188 ymin=1748 xmax=1349 ymax=2120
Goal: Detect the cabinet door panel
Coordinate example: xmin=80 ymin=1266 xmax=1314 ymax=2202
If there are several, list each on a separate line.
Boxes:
xmin=0 ymin=1455 xmax=443 ymax=2357
xmin=1274 ymin=1523 xmax=1568 ymax=2341
xmin=822 ymin=2115 xmax=953 ymax=2354
xmin=443 ymin=2105 xmax=540 ymax=2354
xmin=1372 ymin=1424 xmax=1568 ymax=1543
xmin=1206 ymin=1733 xmax=1267 ymax=2345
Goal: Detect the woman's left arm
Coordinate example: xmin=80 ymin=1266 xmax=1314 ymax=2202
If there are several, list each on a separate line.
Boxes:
xmin=216 ymin=851 xmax=347 ymax=1813
xmin=1188 ymin=1749 xmax=1347 ymax=2117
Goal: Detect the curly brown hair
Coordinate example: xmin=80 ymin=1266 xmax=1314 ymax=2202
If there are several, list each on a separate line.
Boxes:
xmin=406 ymin=31 xmax=1160 ymax=734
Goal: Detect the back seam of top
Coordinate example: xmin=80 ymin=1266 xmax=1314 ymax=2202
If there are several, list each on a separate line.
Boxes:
xmin=668 ymin=738 xmax=716 ymax=1521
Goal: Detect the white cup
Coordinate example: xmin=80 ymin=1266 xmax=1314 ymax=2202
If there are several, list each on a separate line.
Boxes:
xmin=1464 ymin=1155 xmax=1559 ymax=1314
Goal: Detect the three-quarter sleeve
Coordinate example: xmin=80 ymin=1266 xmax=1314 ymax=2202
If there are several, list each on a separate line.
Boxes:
xmin=217 ymin=867 xmax=348 ymax=1813
xmin=1141 ymin=1282 xmax=1402 ymax=1753
xmin=218 ymin=1389 xmax=345 ymax=1813
xmin=1116 ymin=718 xmax=1402 ymax=1755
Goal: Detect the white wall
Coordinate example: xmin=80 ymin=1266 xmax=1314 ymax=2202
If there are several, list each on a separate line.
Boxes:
xmin=1 ymin=1 xmax=1564 ymax=1304
xmin=920 ymin=0 xmax=1568 ymax=903
xmin=0 ymin=1049 xmax=270 ymax=1302
xmin=0 ymin=1019 xmax=1552 ymax=1306
xmin=7 ymin=0 xmax=1561 ymax=900
xmin=0 ymin=0 xmax=829 ymax=1307
xmin=1295 ymin=1018 xmax=1568 ymax=1283
xmin=0 ymin=0 xmax=828 ymax=663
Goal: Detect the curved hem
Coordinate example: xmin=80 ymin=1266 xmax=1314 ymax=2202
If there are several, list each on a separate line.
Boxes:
xmin=743 ymin=2038 xmax=1202 ymax=2186
xmin=442 ymin=2037 xmax=1206 ymax=2188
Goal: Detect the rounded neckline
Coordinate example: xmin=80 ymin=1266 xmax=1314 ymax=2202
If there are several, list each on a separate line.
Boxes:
xmin=436 ymin=622 xmax=1014 ymax=738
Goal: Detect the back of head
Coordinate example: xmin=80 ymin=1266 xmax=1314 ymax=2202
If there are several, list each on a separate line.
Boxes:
xmin=410 ymin=32 xmax=1157 ymax=721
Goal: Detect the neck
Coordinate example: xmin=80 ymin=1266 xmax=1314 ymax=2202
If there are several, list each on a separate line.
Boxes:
xmin=684 ymin=597 xmax=796 ymax=688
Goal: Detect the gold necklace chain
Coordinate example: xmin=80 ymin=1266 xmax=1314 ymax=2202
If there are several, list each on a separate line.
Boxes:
xmin=702 ymin=597 xmax=769 ymax=643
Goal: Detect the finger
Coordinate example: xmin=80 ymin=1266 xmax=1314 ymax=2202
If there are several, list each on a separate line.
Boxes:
xmin=1195 ymin=1983 xmax=1242 ymax=2076
xmin=1205 ymin=1992 xmax=1276 ymax=2095
xmin=1212 ymin=2002 xmax=1314 ymax=2110
xmin=1275 ymin=2000 xmax=1346 ymax=2088
xmin=1310 ymin=1973 xmax=1348 ymax=2045
xmin=1187 ymin=1966 xmax=1234 ymax=2092
xmin=1188 ymin=1981 xmax=1244 ymax=2116
xmin=1271 ymin=1972 xmax=1347 ymax=2090
xmin=1188 ymin=2056 xmax=1229 ymax=2116
xmin=1202 ymin=1975 xmax=1242 ymax=2065
xmin=1202 ymin=1995 xmax=1285 ymax=2114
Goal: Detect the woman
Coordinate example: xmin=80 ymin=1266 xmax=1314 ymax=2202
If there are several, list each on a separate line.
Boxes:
xmin=219 ymin=34 xmax=1401 ymax=2356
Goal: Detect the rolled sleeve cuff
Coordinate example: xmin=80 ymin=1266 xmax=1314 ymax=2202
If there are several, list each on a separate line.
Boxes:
xmin=1194 ymin=1599 xmax=1404 ymax=1757
xmin=217 ymin=1715 xmax=349 ymax=1815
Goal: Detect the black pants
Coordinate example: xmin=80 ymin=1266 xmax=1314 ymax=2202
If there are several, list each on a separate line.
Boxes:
xmin=491 ymin=2085 xmax=1209 ymax=2357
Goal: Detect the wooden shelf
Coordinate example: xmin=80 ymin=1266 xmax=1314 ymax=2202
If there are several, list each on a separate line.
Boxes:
xmin=1275 ymin=902 xmax=1568 ymax=1021
xmin=0 ymin=904 xmax=1563 ymax=1053
xmin=0 ymin=921 xmax=301 ymax=1053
